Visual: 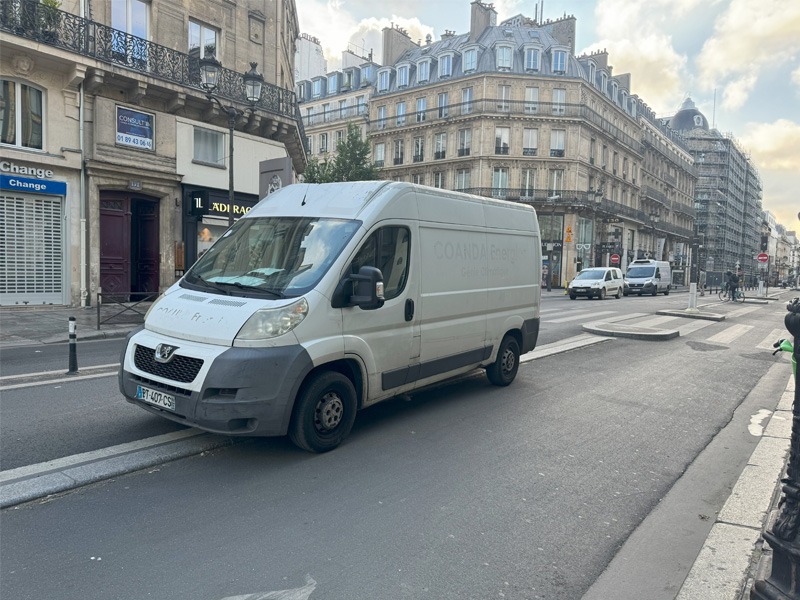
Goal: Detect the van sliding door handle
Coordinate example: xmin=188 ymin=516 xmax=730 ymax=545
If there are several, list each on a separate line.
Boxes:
xmin=405 ymin=299 xmax=414 ymax=321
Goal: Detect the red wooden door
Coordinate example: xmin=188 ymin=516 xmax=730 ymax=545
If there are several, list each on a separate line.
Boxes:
xmin=100 ymin=195 xmax=131 ymax=296
xmin=132 ymin=198 xmax=159 ymax=297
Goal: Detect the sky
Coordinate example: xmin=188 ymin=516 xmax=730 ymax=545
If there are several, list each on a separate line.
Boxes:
xmin=295 ymin=0 xmax=800 ymax=233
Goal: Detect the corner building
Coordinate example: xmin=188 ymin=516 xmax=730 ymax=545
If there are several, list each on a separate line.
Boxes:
xmin=297 ymin=1 xmax=696 ymax=287
xmin=1 ymin=0 xmax=306 ymax=307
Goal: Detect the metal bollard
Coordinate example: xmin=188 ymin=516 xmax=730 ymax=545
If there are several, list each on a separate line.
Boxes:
xmin=67 ymin=316 xmax=78 ymax=374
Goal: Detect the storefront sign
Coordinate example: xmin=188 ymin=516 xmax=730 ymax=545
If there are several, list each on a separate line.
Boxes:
xmin=0 ymin=161 xmax=54 ymax=179
xmin=116 ymin=106 xmax=154 ymax=150
xmin=0 ymin=174 xmax=67 ymax=196
xmin=190 ymin=190 xmax=209 ymax=216
xmin=208 ymin=201 xmax=252 ymax=218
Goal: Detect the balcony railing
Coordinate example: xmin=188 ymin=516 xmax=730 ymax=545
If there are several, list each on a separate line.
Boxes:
xmin=1 ymin=2 xmax=301 ymax=128
xmin=434 ymin=150 xmax=446 ymax=160
xmin=458 ymin=148 xmax=471 ymax=157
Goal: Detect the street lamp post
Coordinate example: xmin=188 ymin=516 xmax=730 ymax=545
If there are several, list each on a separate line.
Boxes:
xmin=199 ymin=53 xmax=264 ymax=228
xmin=545 ymin=195 xmax=560 ymax=292
xmin=591 ymin=188 xmax=603 ymax=267
xmin=649 ymin=210 xmax=660 ymax=259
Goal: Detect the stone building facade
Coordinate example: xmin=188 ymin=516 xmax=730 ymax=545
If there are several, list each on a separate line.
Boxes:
xmin=1 ymin=0 xmax=305 ymax=307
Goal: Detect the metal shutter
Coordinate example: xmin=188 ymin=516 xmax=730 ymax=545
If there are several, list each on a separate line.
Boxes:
xmin=0 ymin=193 xmax=64 ymax=305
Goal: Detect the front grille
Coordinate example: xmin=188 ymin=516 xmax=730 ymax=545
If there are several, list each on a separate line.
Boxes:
xmin=134 ymin=345 xmax=203 ymax=383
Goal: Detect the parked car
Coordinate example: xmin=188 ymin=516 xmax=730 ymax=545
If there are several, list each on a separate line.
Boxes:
xmin=568 ymin=267 xmax=625 ymax=300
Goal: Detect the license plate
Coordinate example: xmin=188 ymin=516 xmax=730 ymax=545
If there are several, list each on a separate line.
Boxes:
xmin=136 ymin=385 xmax=176 ymax=411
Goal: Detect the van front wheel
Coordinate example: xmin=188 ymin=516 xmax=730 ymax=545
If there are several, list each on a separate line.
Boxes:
xmin=289 ymin=371 xmax=357 ymax=453
xmin=487 ymin=335 xmax=520 ymax=386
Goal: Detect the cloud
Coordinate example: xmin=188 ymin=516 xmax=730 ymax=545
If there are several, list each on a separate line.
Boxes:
xmin=696 ymin=0 xmax=800 ymax=109
xmin=739 ymin=119 xmax=800 ymax=171
xmin=792 ymin=66 xmax=800 ymax=89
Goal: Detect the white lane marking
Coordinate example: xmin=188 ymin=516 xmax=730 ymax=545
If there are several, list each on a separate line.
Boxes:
xmin=521 ymin=334 xmax=613 ymax=363
xmin=0 ymin=363 xmax=119 ymax=382
xmin=706 ymin=324 xmax=754 ymax=345
xmin=757 ymin=329 xmax=789 ymax=351
xmin=677 ymin=320 xmax=717 ymax=336
xmin=219 ymin=575 xmax=317 ymax=600
xmin=0 ymin=429 xmax=204 ymax=484
xmin=0 ymin=371 xmax=116 ymax=391
xmin=727 ymin=306 xmax=760 ymax=318
xmin=588 ymin=312 xmax=648 ymax=324
xmin=749 ymin=409 xmax=773 ymax=436
xmin=545 ymin=310 xmax=617 ymax=324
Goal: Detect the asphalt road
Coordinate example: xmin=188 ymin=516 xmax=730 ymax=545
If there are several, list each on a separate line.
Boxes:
xmin=1 ymin=292 xmax=792 ymax=600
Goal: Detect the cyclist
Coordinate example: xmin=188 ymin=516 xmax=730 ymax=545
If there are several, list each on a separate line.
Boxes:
xmin=727 ymin=269 xmax=740 ymax=301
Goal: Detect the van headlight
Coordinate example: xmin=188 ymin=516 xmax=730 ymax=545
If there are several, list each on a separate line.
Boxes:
xmin=236 ymin=298 xmax=308 ymax=340
xmin=592 ymin=282 xmax=602 ymax=288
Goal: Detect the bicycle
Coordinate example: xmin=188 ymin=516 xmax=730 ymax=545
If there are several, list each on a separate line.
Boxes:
xmin=718 ymin=283 xmax=745 ymax=302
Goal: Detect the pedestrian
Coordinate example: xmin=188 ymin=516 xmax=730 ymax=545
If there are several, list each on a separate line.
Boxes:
xmin=727 ymin=269 xmax=740 ymax=301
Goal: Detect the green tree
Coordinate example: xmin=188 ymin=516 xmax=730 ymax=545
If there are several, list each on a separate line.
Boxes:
xmin=302 ymin=124 xmax=379 ymax=183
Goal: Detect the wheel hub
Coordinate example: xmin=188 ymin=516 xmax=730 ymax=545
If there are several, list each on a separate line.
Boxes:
xmin=501 ymin=349 xmax=516 ymax=374
xmin=315 ymin=392 xmax=344 ymax=431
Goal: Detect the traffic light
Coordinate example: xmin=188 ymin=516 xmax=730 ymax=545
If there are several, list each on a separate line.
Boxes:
xmin=760 ymin=236 xmax=768 ymax=252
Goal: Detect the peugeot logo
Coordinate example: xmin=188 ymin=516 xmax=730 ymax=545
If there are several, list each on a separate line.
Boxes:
xmin=154 ymin=343 xmax=179 ymax=363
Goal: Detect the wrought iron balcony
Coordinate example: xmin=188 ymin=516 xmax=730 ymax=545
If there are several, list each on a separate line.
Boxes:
xmin=1 ymin=1 xmax=305 ymax=150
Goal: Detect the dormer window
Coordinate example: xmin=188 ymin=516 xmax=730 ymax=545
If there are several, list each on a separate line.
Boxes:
xmin=296 ymin=84 xmax=305 ymax=101
xmin=327 ymin=73 xmax=338 ymax=95
xmin=377 ymin=69 xmax=390 ymax=92
xmin=588 ymin=61 xmax=596 ymax=85
xmin=600 ymin=72 xmax=608 ymax=94
xmin=397 ymin=65 xmax=410 ymax=87
xmin=463 ymin=48 xmax=477 ymax=72
xmin=620 ymin=90 xmax=628 ymax=112
xmin=524 ymin=47 xmax=540 ymax=71
xmin=439 ymin=54 xmax=453 ymax=78
xmin=552 ymin=49 xmax=567 ymax=73
xmin=417 ymin=59 xmax=431 ymax=83
xmin=361 ymin=65 xmax=373 ymax=83
xmin=312 ymin=79 xmax=322 ymax=98
xmin=611 ymin=81 xmax=619 ymax=103
xmin=342 ymin=71 xmax=353 ymax=89
xmin=496 ymin=45 xmax=513 ymax=70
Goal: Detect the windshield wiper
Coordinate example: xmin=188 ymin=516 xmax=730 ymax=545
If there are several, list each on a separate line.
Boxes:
xmin=190 ymin=273 xmax=231 ymax=295
xmin=212 ymin=281 xmax=285 ymax=298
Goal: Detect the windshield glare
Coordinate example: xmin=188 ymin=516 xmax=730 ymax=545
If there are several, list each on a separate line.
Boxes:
xmin=627 ymin=267 xmax=655 ymax=278
xmin=575 ymin=269 xmax=606 ymax=280
xmin=183 ymin=216 xmax=361 ymax=297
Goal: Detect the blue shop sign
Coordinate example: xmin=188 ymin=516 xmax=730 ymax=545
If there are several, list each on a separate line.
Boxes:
xmin=1 ymin=174 xmax=67 ymax=196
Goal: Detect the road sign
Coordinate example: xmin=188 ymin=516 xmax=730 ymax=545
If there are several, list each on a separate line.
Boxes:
xmin=565 ymin=234 xmax=573 ymax=243
xmin=756 ymin=252 xmax=769 ymax=263
xmin=566 ymin=226 xmax=573 ymax=234
xmin=610 ymin=254 xmax=620 ymax=264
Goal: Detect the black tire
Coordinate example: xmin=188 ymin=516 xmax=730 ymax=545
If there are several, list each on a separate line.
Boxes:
xmin=289 ymin=371 xmax=357 ymax=453
xmin=623 ymin=292 xmax=629 ymax=296
xmin=651 ymin=286 xmax=658 ymax=296
xmin=569 ymin=294 xmax=577 ymax=300
xmin=664 ymin=286 xmax=670 ymax=296
xmin=615 ymin=286 xmax=622 ymax=299
xmin=598 ymin=288 xmax=606 ymax=300
xmin=487 ymin=335 xmax=520 ymax=386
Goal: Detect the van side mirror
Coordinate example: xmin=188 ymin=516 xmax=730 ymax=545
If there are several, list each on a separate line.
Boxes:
xmin=332 ymin=266 xmax=385 ymax=310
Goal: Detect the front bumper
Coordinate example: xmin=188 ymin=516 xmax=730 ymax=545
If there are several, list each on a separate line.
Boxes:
xmin=569 ymin=287 xmax=601 ymax=297
xmin=119 ymin=329 xmax=313 ymax=436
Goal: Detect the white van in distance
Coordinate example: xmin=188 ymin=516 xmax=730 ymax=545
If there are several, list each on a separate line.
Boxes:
xmin=119 ymin=182 xmax=542 ymax=452
xmin=624 ymin=259 xmax=671 ymax=296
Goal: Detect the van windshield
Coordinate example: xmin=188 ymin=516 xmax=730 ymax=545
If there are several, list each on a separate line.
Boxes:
xmin=574 ymin=269 xmax=606 ymax=280
xmin=627 ymin=266 xmax=655 ymax=278
xmin=183 ymin=217 xmax=361 ymax=298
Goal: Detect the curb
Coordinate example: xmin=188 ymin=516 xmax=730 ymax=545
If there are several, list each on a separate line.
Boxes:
xmin=657 ymin=309 xmax=726 ymax=321
xmin=582 ymin=321 xmax=679 ymax=340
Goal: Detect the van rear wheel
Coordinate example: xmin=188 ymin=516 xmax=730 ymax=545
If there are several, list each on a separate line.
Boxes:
xmin=487 ymin=335 xmax=520 ymax=386
xmin=289 ymin=371 xmax=357 ymax=453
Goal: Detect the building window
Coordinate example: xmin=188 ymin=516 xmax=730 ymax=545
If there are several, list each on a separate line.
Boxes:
xmin=193 ymin=127 xmax=223 ymax=165
xmin=524 ymin=47 xmax=540 ymax=71
xmin=374 ymin=142 xmax=385 ymax=167
xmin=189 ymin=19 xmax=217 ymax=59
xmin=495 ymin=127 xmax=510 ymax=155
xmin=339 ymin=99 xmax=348 ymax=118
xmin=377 ymin=105 xmax=387 ymax=129
xmin=456 ymin=169 xmax=471 ymax=190
xmin=439 ymin=54 xmax=452 ymax=78
xmin=335 ymin=129 xmax=344 ymax=150
xmin=550 ymin=129 xmax=565 ymax=157
xmin=552 ymin=50 xmax=567 ymax=73
xmin=438 ymin=92 xmax=448 ymax=118
xmin=458 ymin=128 xmax=471 ymax=156
xmin=521 ymin=169 xmax=536 ymax=197
xmin=412 ymin=174 xmax=424 ymax=185
xmin=0 ymin=80 xmax=44 ymax=150
xmin=305 ymin=136 xmax=312 ymax=153
xmin=357 ymin=95 xmax=366 ymax=114
xmin=525 ymin=86 xmax=539 ymax=114
xmin=552 ymin=88 xmax=566 ymax=115
xmin=361 ymin=65 xmax=372 ymax=82
xmin=496 ymin=45 xmax=512 ymax=70
xmin=396 ymin=101 xmax=406 ymax=126
xmin=589 ymin=138 xmax=596 ymax=165
xmin=393 ymin=139 xmax=404 ymax=165
xmin=435 ymin=132 xmax=446 ymax=159
xmin=612 ymin=81 xmax=619 ymax=103
xmin=600 ymin=72 xmax=608 ymax=94
xmin=397 ymin=65 xmax=409 ymax=87
xmin=492 ymin=167 xmax=509 ymax=198
xmin=549 ymin=169 xmax=565 ymax=195
xmin=413 ymin=136 xmax=424 ymax=162
xmin=322 ymin=103 xmax=330 ymax=122
xmin=463 ymin=49 xmax=477 ymax=72
xmin=319 ymin=133 xmax=328 ymax=153
xmin=433 ymin=172 xmax=445 ymax=188
xmin=416 ymin=97 xmax=426 ymax=122
xmin=623 ymin=156 xmax=629 ymax=179
xmin=462 ymin=87 xmax=473 ymax=115
xmin=312 ymin=79 xmax=322 ymax=98
xmin=112 ymin=0 xmax=149 ymax=67
xmin=613 ymin=151 xmax=619 ymax=174
xmin=588 ymin=62 xmax=596 ymax=85
xmin=523 ymin=128 xmax=538 ymax=156
xmin=378 ymin=70 xmax=390 ymax=92
xmin=327 ymin=73 xmax=338 ymax=95
xmin=497 ymin=84 xmax=511 ymax=112
xmin=417 ymin=60 xmax=430 ymax=82
xmin=620 ymin=90 xmax=628 ymax=112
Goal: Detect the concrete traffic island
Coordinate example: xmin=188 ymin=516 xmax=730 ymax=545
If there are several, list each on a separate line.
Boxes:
xmin=582 ymin=321 xmax=679 ymax=340
xmin=657 ymin=308 xmax=727 ymax=321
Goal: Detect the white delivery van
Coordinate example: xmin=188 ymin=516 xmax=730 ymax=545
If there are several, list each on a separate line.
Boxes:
xmin=119 ymin=182 xmax=541 ymax=452
xmin=624 ymin=259 xmax=671 ymax=296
